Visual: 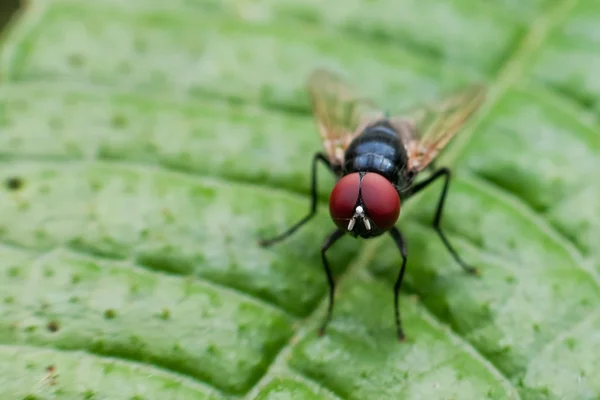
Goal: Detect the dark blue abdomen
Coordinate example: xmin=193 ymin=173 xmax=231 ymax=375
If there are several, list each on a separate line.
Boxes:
xmin=343 ymin=121 xmax=408 ymax=185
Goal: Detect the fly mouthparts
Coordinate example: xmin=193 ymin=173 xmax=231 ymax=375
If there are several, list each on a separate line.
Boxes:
xmin=347 ymin=205 xmax=371 ymax=231
xmin=347 ymin=218 xmax=356 ymax=231
xmin=363 ymin=217 xmax=371 ymax=231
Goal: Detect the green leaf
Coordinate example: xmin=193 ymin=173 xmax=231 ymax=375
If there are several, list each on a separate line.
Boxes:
xmin=0 ymin=0 xmax=599 ymax=399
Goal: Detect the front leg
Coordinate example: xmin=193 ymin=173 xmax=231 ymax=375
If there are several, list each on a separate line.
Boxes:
xmin=318 ymin=228 xmax=345 ymax=336
xmin=259 ymin=152 xmax=334 ymax=247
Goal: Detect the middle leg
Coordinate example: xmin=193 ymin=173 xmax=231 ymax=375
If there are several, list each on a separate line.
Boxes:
xmin=404 ymin=167 xmax=477 ymax=275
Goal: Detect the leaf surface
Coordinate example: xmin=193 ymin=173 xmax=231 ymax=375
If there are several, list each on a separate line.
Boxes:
xmin=1 ymin=0 xmax=599 ymax=399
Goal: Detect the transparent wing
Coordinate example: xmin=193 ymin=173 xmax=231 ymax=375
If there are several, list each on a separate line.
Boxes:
xmin=307 ymin=68 xmax=385 ymax=167
xmin=390 ymin=84 xmax=486 ymax=173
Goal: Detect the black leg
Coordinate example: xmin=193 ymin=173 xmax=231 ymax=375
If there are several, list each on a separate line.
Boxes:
xmin=259 ymin=152 xmax=333 ymax=247
xmin=406 ymin=167 xmax=478 ymax=275
xmin=318 ymin=228 xmax=345 ymax=336
xmin=389 ymin=227 xmax=408 ymax=341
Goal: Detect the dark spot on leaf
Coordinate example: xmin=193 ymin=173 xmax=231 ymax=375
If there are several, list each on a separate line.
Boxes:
xmin=129 ymin=335 xmax=142 ymax=345
xmin=43 ymin=268 xmax=54 ymax=278
xmin=23 ymin=395 xmax=41 ymax=400
xmin=172 ymin=343 xmax=183 ymax=352
xmin=565 ymin=337 xmax=576 ymax=351
xmin=180 ymin=151 xmax=192 ymax=163
xmin=258 ymin=85 xmax=275 ymax=104
xmin=69 ymin=237 xmax=85 ymax=249
xmin=90 ymin=180 xmax=103 ymax=192
xmin=69 ymin=296 xmax=80 ymax=304
xmin=71 ymin=274 xmax=81 ymax=284
xmin=82 ymin=389 xmax=96 ymax=399
xmin=290 ymin=7 xmax=319 ymax=23
xmin=162 ymin=208 xmax=175 ymax=223
xmin=129 ymin=282 xmax=140 ymax=294
xmin=238 ymin=324 xmax=249 ymax=334
xmin=111 ymin=113 xmax=128 ymax=129
xmin=48 ymin=117 xmax=63 ymax=129
xmin=133 ymin=38 xmax=147 ymax=53
xmin=117 ymin=62 xmax=131 ymax=74
xmin=101 ymin=363 xmax=115 ymax=375
xmin=206 ymin=344 xmax=218 ymax=355
xmin=4 ymin=296 xmax=14 ymax=304
xmin=34 ymin=229 xmax=48 ymax=240
xmin=159 ymin=308 xmax=171 ymax=320
xmin=5 ymin=176 xmax=23 ymax=191
xmin=25 ymin=325 xmax=37 ymax=333
xmin=104 ymin=309 xmax=117 ymax=319
xmin=7 ymin=266 xmax=20 ymax=278
xmin=144 ymin=141 xmax=158 ymax=152
xmin=47 ymin=321 xmax=59 ymax=332
xmin=67 ymin=53 xmax=85 ymax=68
xmin=65 ymin=141 xmax=80 ymax=154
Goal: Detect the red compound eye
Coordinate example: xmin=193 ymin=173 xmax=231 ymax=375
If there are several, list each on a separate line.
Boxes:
xmin=360 ymin=172 xmax=400 ymax=231
xmin=329 ymin=172 xmax=360 ymax=229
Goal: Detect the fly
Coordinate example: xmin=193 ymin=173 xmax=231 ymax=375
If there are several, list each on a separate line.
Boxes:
xmin=259 ymin=68 xmax=485 ymax=341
